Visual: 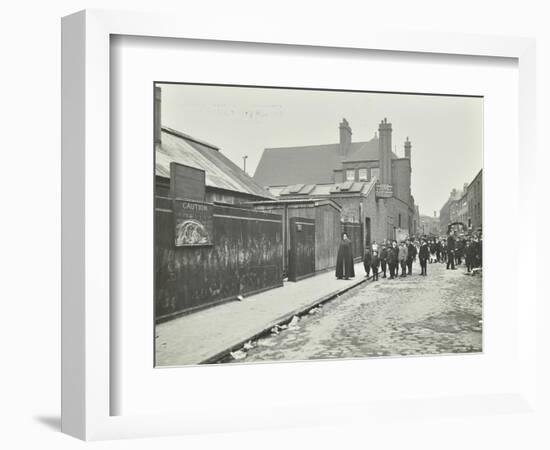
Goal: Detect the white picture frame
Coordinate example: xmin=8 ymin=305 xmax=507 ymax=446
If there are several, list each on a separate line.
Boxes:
xmin=61 ymin=9 xmax=538 ymax=441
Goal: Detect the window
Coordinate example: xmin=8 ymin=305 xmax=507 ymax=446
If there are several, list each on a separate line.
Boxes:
xmin=370 ymin=167 xmax=380 ymax=180
xmin=346 ymin=169 xmax=355 ymax=181
xmin=358 ymin=168 xmax=368 ymax=181
xmin=398 ymin=213 xmax=402 ymax=228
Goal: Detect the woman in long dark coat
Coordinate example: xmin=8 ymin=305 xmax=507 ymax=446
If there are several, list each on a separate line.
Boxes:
xmin=336 ymin=233 xmax=355 ymax=280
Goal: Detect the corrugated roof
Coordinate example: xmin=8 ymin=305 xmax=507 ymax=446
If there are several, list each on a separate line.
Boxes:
xmin=253 ymin=137 xmax=397 ymax=187
xmin=245 ymin=198 xmax=342 ymax=212
xmin=275 ymin=180 xmax=375 ymax=197
xmin=156 ymin=127 xmax=274 ymax=199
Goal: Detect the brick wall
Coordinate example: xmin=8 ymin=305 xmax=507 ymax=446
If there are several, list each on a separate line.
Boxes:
xmin=391 ymin=159 xmax=411 ymax=206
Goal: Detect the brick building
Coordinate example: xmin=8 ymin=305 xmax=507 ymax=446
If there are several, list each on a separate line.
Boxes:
xmin=439 ymin=188 xmax=459 ymax=233
xmin=467 ymin=169 xmax=483 ymax=231
xmin=253 ymin=118 xmax=418 ymax=246
xmin=439 ymin=169 xmax=483 ymax=235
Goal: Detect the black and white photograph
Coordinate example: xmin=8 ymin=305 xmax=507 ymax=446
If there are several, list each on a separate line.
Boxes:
xmin=4 ymin=0 xmax=547 ymax=446
xmin=154 ymin=83 xmax=483 ymax=366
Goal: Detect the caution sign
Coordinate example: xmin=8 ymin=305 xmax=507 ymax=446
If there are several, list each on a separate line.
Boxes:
xmin=173 ymin=199 xmax=214 ymax=247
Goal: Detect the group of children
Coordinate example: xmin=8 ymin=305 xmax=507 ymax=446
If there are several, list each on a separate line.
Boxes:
xmin=361 ymin=233 xmax=483 ymax=281
xmin=362 ymin=245 xmax=382 ymax=281
xmin=362 ymin=240 xmax=418 ymax=281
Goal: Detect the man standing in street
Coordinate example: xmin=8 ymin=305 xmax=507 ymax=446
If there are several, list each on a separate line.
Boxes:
xmin=419 ymin=238 xmax=429 ymax=275
xmin=441 ymin=239 xmax=447 ymax=264
xmin=406 ymin=238 xmax=417 ymax=275
xmin=472 ymin=235 xmax=482 ymax=269
xmin=447 ymin=231 xmax=456 ymax=270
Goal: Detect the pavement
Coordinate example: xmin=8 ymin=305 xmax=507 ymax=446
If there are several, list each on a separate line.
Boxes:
xmin=155 ymin=261 xmax=367 ymax=366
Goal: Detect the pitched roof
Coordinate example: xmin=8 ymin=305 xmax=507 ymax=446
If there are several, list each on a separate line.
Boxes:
xmin=342 ymin=139 xmax=380 ymax=162
xmin=156 ymin=127 xmax=274 ymax=199
xmin=253 ymin=143 xmax=342 ymax=186
xmin=253 ymin=137 xmax=396 ymax=186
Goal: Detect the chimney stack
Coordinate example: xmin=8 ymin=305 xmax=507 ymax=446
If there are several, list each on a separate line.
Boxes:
xmin=404 ymin=136 xmax=411 ymax=159
xmin=378 ymin=118 xmax=392 ymax=184
xmin=339 ymin=118 xmax=352 ymax=156
xmin=451 ymin=188 xmax=457 ymax=198
xmin=155 ymin=86 xmax=162 ymax=144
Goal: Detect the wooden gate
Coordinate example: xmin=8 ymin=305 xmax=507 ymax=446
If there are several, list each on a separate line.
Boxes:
xmin=288 ymin=217 xmax=316 ymax=282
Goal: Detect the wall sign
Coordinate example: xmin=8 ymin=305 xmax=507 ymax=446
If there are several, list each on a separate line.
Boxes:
xmin=375 ymin=183 xmax=393 ymax=198
xmin=173 ymin=199 xmax=214 ymax=246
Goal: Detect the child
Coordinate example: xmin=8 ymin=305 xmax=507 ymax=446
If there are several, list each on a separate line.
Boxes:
xmin=380 ymin=244 xmax=388 ymax=278
xmin=398 ymin=242 xmax=408 ymax=277
xmin=419 ymin=239 xmax=429 ymax=275
xmin=371 ymin=250 xmax=380 ymax=281
xmin=429 ymin=240 xmax=437 ymax=263
xmin=363 ymin=247 xmax=372 ymax=278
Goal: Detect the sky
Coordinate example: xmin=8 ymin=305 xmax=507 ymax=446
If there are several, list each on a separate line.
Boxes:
xmin=158 ymin=83 xmax=483 ymax=216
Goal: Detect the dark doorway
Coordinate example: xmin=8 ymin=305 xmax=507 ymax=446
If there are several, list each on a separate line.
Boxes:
xmin=365 ymin=217 xmax=371 ymax=247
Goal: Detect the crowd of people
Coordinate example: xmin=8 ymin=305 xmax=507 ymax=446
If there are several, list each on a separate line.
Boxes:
xmin=335 ymin=231 xmax=483 ymax=281
xmin=361 ymin=232 xmax=483 ymax=280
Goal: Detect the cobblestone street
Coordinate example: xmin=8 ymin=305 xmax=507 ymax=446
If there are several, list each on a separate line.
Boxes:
xmin=228 ymin=262 xmax=482 ymax=363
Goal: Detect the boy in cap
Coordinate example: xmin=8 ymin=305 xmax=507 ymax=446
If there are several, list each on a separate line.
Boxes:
xmin=406 ymin=238 xmax=417 ymax=275
xmin=388 ymin=240 xmax=399 ymax=279
xmin=363 ymin=246 xmax=372 ymax=278
xmin=380 ymin=242 xmax=388 ymax=278
xmin=371 ymin=250 xmax=380 ymax=281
